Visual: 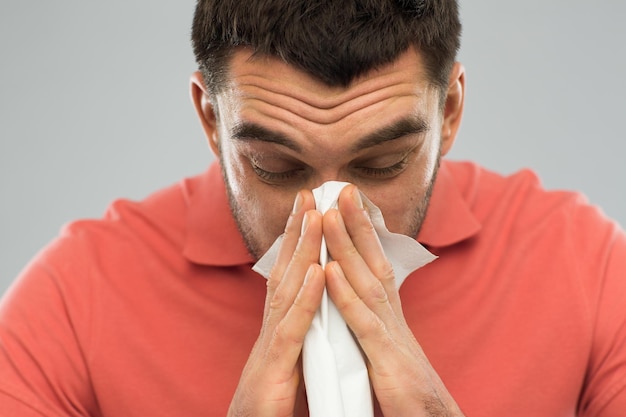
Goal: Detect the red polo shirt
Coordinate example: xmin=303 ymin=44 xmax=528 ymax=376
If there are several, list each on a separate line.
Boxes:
xmin=1 ymin=160 xmax=625 ymax=416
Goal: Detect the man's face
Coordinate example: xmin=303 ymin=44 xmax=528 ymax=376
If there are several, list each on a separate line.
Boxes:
xmin=207 ymin=48 xmax=455 ymax=259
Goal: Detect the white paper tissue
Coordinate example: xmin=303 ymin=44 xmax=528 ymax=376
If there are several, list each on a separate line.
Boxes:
xmin=252 ymin=181 xmax=436 ymax=417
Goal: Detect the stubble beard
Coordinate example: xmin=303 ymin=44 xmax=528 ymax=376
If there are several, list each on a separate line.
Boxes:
xmin=217 ymin=160 xmax=268 ymax=260
xmin=406 ymin=154 xmax=440 ymax=241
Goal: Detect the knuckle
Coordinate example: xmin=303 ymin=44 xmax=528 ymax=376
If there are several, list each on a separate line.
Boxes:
xmin=335 ymin=242 xmax=360 ymax=262
xmin=354 ymin=212 xmax=376 ymax=237
xmin=292 ymin=295 xmax=317 ymax=317
xmin=334 ymin=291 xmax=361 ymax=311
xmin=376 ymin=260 xmax=396 ymax=284
xmin=290 ymin=244 xmax=307 ymax=263
xmin=268 ymin=288 xmax=287 ymax=311
xmin=355 ymin=313 xmax=387 ymax=340
xmin=266 ymin=272 xmax=281 ymax=292
xmin=273 ymin=321 xmax=305 ymax=347
xmin=361 ymin=215 xmax=376 ymax=232
xmin=291 ymin=240 xmax=316 ymax=265
xmin=365 ymin=281 xmax=389 ymax=305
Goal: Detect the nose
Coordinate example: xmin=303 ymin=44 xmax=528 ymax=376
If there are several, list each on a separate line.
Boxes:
xmin=307 ymin=169 xmax=353 ymax=190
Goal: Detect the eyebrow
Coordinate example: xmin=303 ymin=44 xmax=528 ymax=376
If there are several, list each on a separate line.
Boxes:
xmin=351 ymin=116 xmax=429 ymax=152
xmin=231 ymin=122 xmax=302 ymax=152
xmin=230 ymin=116 xmax=429 ymax=153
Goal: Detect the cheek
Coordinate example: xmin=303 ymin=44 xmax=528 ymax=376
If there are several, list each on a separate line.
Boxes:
xmin=416 ymin=134 xmax=441 ymax=182
xmin=223 ymin=154 xmax=262 ymax=220
xmin=221 ymin=146 xmax=297 ymax=243
xmin=222 ymin=153 xmax=248 ymax=199
xmin=244 ymin=188 xmax=296 ymax=250
xmin=371 ymin=142 xmax=440 ymax=233
xmin=378 ymin=189 xmax=421 ymax=226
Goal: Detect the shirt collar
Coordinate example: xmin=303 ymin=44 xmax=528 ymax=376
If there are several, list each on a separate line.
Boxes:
xmin=183 ymin=162 xmax=255 ymax=266
xmin=183 ymin=160 xmax=481 ymax=266
xmin=417 ymin=160 xmax=482 ymax=247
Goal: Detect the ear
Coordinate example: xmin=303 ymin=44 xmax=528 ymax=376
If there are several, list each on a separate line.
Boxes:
xmin=190 ymin=71 xmax=220 ymax=157
xmin=440 ymin=62 xmax=465 ymax=156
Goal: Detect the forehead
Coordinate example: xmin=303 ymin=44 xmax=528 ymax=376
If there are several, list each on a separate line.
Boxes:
xmin=225 ymin=47 xmax=432 ymax=104
xmin=216 ymin=48 xmax=438 ymax=150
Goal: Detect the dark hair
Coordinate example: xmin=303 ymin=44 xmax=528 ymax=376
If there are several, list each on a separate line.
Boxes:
xmin=191 ymin=0 xmax=461 ymax=99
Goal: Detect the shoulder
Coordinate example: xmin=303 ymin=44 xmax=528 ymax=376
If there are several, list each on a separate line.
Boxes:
xmin=0 ymin=173 xmax=216 ymax=417
xmin=3 ymin=171 xmax=211 ymax=311
xmin=435 ymin=161 xmax=626 ymax=414
xmin=54 ymin=172 xmax=208 ymax=268
xmin=444 ymin=160 xmax=626 ymax=305
xmin=66 ymin=179 xmax=188 ymax=247
xmin=0 ymin=170 xmax=215 ymax=348
xmin=443 ymin=159 xmax=618 ymax=240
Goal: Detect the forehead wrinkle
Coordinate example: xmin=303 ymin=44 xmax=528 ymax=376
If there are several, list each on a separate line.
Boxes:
xmin=239 ymin=87 xmax=420 ymax=126
xmin=241 ymin=96 xmax=425 ymax=151
xmin=233 ymin=71 xmax=419 ymax=111
xmin=233 ymin=102 xmax=431 ymax=166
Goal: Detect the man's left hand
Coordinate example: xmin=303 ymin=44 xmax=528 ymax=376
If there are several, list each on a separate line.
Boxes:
xmin=322 ymin=185 xmax=465 ymax=417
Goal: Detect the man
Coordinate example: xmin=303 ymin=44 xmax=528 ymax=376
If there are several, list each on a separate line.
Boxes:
xmin=1 ymin=1 xmax=625 ymax=416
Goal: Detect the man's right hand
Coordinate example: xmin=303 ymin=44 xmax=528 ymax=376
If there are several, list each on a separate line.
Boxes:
xmin=227 ymin=190 xmax=325 ymax=417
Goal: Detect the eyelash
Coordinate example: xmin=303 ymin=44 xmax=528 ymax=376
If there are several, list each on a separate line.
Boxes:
xmin=251 ymin=157 xmax=409 ymax=183
xmin=356 ymin=158 xmax=409 ymax=178
xmin=251 ymin=164 xmax=303 ymax=182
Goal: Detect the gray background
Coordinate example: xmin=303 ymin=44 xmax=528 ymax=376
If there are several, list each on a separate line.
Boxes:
xmin=1 ymin=1 xmax=625 ymax=296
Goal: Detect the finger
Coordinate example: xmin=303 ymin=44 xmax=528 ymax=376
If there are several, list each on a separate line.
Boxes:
xmin=264 ymin=190 xmax=316 ymax=317
xmin=265 ymin=209 xmax=323 ymax=330
xmin=323 ymin=208 xmax=398 ymax=323
xmin=336 ymin=186 xmax=396 ymax=285
xmin=267 ymin=263 xmax=325 ymax=375
xmin=325 ymin=260 xmax=398 ymax=367
xmin=268 ymin=190 xmax=316 ymax=288
xmin=336 ymin=185 xmax=404 ymax=317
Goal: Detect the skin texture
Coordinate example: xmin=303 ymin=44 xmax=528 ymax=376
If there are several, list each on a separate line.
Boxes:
xmin=190 ymin=47 xmax=466 ymax=416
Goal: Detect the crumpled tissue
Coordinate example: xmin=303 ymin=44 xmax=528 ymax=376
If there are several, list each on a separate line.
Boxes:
xmin=252 ymin=181 xmax=436 ymax=417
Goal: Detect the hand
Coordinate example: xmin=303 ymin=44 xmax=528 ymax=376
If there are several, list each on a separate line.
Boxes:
xmin=323 ymin=185 xmax=464 ymax=417
xmin=227 ymin=190 xmax=325 ymax=417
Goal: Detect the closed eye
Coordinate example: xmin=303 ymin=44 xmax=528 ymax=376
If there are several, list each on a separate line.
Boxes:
xmin=354 ymin=157 xmax=409 ymax=179
xmin=251 ymin=163 xmax=305 ymax=182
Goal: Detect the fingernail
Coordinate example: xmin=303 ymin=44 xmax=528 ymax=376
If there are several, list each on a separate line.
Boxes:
xmin=292 ymin=191 xmax=303 ymax=215
xmin=301 ymin=211 xmax=310 ymax=234
xmin=352 ymin=187 xmax=363 ymax=209
xmin=334 ymin=210 xmax=345 ymax=231
xmin=304 ymin=264 xmax=314 ymax=285
xmin=330 ymin=261 xmax=345 ymax=279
